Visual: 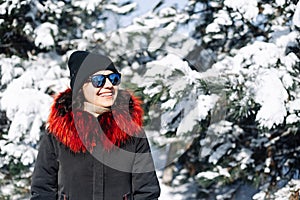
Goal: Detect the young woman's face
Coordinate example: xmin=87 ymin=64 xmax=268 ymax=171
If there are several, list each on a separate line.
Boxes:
xmin=82 ymin=70 xmax=120 ymax=108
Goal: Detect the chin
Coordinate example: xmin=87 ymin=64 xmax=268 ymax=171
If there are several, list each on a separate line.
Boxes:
xmin=98 ymin=101 xmax=114 ymax=108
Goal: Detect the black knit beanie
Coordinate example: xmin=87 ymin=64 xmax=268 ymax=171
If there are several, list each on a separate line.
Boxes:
xmin=68 ymin=51 xmax=119 ymax=93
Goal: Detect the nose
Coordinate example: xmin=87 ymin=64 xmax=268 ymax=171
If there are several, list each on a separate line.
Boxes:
xmin=103 ymin=77 xmax=113 ymax=88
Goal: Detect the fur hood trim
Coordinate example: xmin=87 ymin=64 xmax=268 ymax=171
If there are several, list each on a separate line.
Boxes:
xmin=47 ymin=88 xmax=144 ymax=153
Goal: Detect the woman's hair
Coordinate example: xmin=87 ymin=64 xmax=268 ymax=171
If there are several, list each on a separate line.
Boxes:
xmin=72 ymin=88 xmax=85 ymax=110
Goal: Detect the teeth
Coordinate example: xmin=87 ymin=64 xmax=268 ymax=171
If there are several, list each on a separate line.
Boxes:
xmin=100 ymin=93 xmax=112 ymax=97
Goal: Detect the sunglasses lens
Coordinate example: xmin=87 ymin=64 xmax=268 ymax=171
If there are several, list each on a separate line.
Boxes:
xmin=91 ymin=75 xmax=105 ymax=87
xmin=89 ymin=73 xmax=121 ymax=88
xmin=108 ymin=73 xmax=121 ymax=85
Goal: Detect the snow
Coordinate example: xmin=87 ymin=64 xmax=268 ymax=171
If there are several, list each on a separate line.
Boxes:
xmin=274 ymin=179 xmax=300 ymax=199
xmin=132 ymin=53 xmax=219 ymax=137
xmin=0 ymin=0 xmax=299 ymax=199
xmin=23 ymin=22 xmax=33 ymax=35
xmin=0 ymin=183 xmax=14 ymax=197
xmin=238 ymin=41 xmax=281 ymax=67
xmin=287 ymin=99 xmax=300 ymax=112
xmin=0 ymin=53 xmax=66 ymax=169
xmin=0 ymin=55 xmax=23 ymax=85
xmin=208 ymin=142 xmax=233 ymax=165
xmin=286 ymin=114 xmax=300 ymax=124
xmin=224 ymin=0 xmax=258 ymax=20
xmin=196 ymin=166 xmax=231 ymax=180
xmin=276 ymin=0 xmax=286 ymax=7
xmin=197 ymin=171 xmax=220 ymax=179
xmin=293 ymin=1 xmax=300 ymax=28
xmin=105 ymin=2 xmax=137 ymax=14
xmin=215 ymin=10 xmax=232 ymax=26
xmin=271 ymin=28 xmax=299 ymax=49
xmin=282 ymin=53 xmax=299 ymax=73
xmin=262 ymin=4 xmax=273 ymax=15
xmin=21 ymin=148 xmax=38 ymax=166
xmin=254 ymin=69 xmax=288 ymax=129
xmin=206 ymin=23 xmax=221 ymax=33
xmin=118 ymin=0 xmax=188 ymax=27
xmin=210 ymin=38 xmax=299 ymax=128
xmin=1 ymin=89 xmax=52 ymax=145
xmin=157 ymin=171 xmax=198 ymax=200
xmin=235 ymin=148 xmax=254 ymax=170
xmin=34 ymin=22 xmax=59 ymax=49
xmin=205 ymin=8 xmax=233 ymax=34
xmin=200 ymin=120 xmax=233 ymax=159
xmin=253 ymin=179 xmax=300 ymax=200
xmin=148 ymin=142 xmax=198 ymax=199
xmin=82 ymin=28 xmax=106 ymax=42
xmin=161 ymin=98 xmax=177 ymax=110
xmin=159 ymin=7 xmax=177 ymax=17
xmin=72 ymin=0 xmax=105 ymax=14
xmin=135 ymin=54 xmax=195 ymax=99
xmin=177 ymin=94 xmax=219 ymax=134
xmin=0 ymin=0 xmax=30 ymax=15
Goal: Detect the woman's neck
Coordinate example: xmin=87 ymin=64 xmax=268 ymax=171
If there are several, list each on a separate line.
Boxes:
xmin=83 ymin=101 xmax=110 ymax=117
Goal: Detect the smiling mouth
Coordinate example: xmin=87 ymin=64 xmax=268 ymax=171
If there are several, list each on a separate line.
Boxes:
xmin=99 ymin=92 xmax=113 ymax=97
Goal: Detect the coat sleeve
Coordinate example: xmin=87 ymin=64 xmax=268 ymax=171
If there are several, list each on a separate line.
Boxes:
xmin=30 ymin=134 xmax=59 ymax=200
xmin=131 ymin=133 xmax=161 ymax=200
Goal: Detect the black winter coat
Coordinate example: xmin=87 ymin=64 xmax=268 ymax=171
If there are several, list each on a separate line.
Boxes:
xmin=30 ymin=89 xmax=160 ymax=200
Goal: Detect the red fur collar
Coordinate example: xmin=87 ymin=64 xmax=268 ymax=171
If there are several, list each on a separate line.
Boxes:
xmin=47 ymin=88 xmax=144 ymax=153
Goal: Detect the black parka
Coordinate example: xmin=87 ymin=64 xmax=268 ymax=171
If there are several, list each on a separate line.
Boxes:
xmin=30 ymin=89 xmax=160 ymax=200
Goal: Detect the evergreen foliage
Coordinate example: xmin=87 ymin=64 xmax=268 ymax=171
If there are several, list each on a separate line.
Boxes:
xmin=0 ymin=0 xmax=299 ymax=199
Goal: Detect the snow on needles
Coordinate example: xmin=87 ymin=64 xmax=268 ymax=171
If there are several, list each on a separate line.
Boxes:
xmin=72 ymin=0 xmax=104 ymax=14
xmin=224 ymin=0 xmax=258 ymax=20
xmin=1 ymin=88 xmax=52 ymax=143
xmin=254 ymin=69 xmax=288 ymax=129
xmin=0 ymin=53 xmax=66 ymax=166
xmin=137 ymin=54 xmax=217 ymax=136
xmin=104 ymin=2 xmax=137 ymax=14
xmin=293 ymin=1 xmax=300 ymax=28
xmin=212 ymin=40 xmax=298 ymax=129
xmin=34 ymin=22 xmax=58 ymax=49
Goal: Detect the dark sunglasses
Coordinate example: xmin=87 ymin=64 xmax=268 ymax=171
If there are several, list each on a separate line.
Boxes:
xmin=87 ymin=73 xmax=121 ymax=88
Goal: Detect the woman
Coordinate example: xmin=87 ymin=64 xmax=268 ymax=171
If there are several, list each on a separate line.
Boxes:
xmin=30 ymin=51 xmax=161 ymax=200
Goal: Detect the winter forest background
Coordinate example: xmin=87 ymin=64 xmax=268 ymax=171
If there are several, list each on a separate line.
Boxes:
xmin=0 ymin=0 xmax=300 ymax=199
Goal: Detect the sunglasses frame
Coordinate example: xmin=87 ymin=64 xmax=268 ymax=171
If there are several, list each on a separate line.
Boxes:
xmin=87 ymin=73 xmax=121 ymax=88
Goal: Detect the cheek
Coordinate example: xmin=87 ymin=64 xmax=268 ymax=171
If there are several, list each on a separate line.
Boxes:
xmin=82 ymin=85 xmax=95 ymax=101
xmin=113 ymin=86 xmax=119 ymax=100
